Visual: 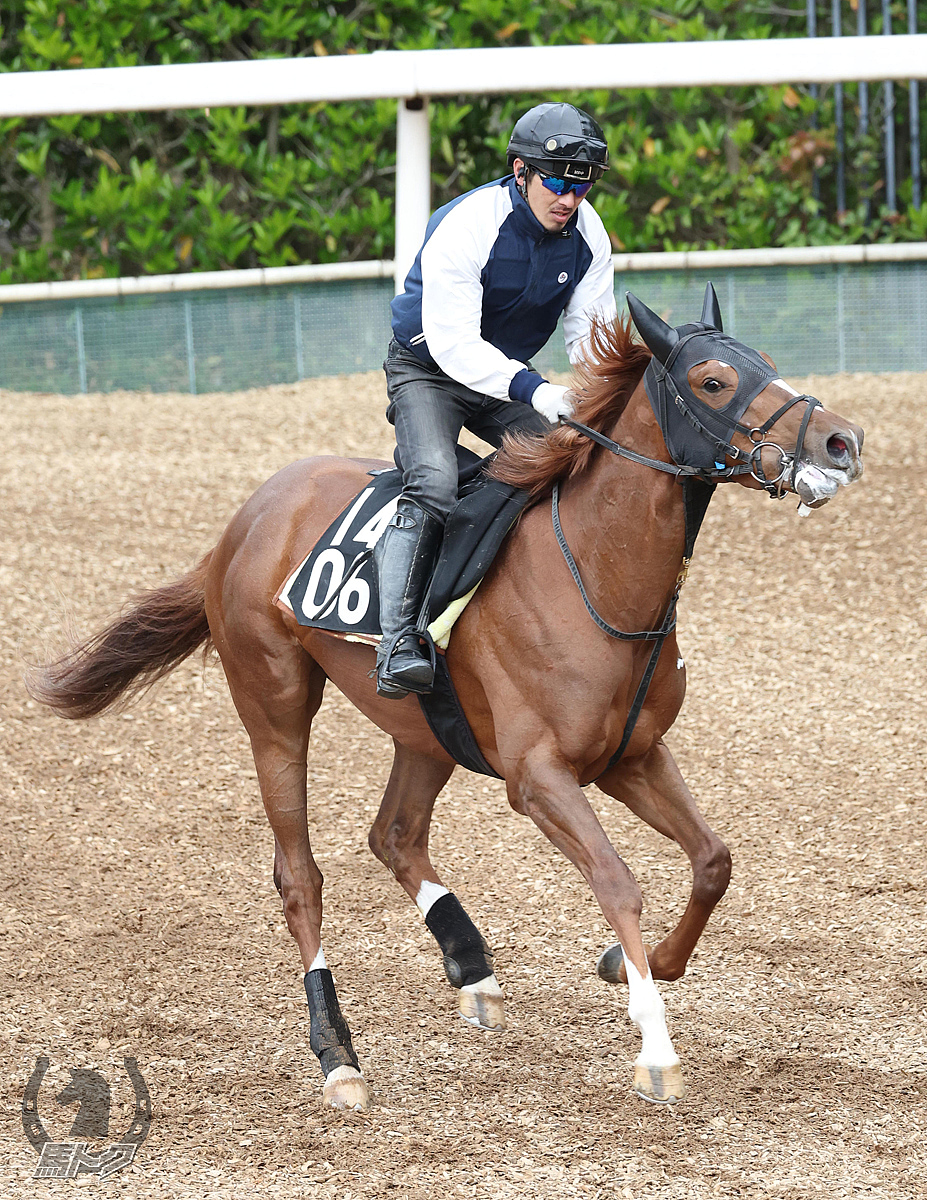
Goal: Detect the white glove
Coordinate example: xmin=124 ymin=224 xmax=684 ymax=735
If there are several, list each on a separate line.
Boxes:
xmin=531 ymin=382 xmax=575 ymax=424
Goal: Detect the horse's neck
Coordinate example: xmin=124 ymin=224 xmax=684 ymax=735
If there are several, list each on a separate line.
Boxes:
xmin=562 ymin=382 xmax=685 ymax=628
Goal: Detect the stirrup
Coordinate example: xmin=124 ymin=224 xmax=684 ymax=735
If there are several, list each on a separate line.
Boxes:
xmin=372 ymin=666 xmax=410 ymax=700
xmin=376 ymin=628 xmax=437 ymax=698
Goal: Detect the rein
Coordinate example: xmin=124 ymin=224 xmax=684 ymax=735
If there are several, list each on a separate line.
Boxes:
xmin=551 ymin=467 xmax=713 ymax=776
xmin=557 ymin=383 xmax=820 ymax=771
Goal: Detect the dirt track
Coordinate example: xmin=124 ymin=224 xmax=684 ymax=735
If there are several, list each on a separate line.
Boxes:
xmin=0 ymin=368 xmax=925 ymax=1199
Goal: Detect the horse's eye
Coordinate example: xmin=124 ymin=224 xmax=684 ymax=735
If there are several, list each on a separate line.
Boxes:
xmin=702 ymin=378 xmax=724 ymax=394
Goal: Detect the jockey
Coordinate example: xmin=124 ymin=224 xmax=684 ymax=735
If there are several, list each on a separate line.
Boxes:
xmin=375 ymin=101 xmax=617 ymax=699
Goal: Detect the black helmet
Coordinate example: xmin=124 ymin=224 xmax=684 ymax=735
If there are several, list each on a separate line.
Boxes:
xmin=507 ymin=102 xmax=608 ymax=182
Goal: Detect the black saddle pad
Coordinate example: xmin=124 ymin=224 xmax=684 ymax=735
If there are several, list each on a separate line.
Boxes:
xmin=278 ymin=446 xmax=529 ymax=639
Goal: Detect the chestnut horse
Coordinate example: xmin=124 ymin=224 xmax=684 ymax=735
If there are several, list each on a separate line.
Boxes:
xmin=31 ymin=290 xmax=863 ymax=1111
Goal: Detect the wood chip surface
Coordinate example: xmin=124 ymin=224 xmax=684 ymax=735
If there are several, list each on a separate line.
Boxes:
xmin=0 ymin=369 xmax=923 ymax=1198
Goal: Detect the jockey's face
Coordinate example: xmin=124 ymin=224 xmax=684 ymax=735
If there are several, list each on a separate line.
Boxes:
xmin=513 ymin=158 xmax=587 ymax=232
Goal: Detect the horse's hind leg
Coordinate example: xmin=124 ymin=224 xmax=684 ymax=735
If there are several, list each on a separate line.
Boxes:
xmin=595 ymin=739 xmax=732 ymax=984
xmin=368 ymin=741 xmax=505 ymax=1031
xmin=217 ymin=642 xmax=369 ymax=1112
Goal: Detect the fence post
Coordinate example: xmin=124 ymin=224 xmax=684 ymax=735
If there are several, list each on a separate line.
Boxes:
xmin=882 ymin=0 xmax=897 ymax=213
xmin=75 ymin=306 xmax=88 ymax=393
xmin=858 ymin=0 xmax=871 ymax=222
xmin=832 ymin=0 xmax=846 ymax=213
xmin=183 ymin=297 xmax=197 ymax=395
xmin=836 ymin=263 xmax=847 ymax=372
xmin=394 ymin=97 xmax=431 ymax=295
xmin=294 ymin=292 xmax=305 ymax=380
xmin=807 ymin=0 xmax=820 ymax=202
xmin=725 ymin=272 xmax=737 ymax=339
xmin=909 ymin=0 xmax=921 ymax=210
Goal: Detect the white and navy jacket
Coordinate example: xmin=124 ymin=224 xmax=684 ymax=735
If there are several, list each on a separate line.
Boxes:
xmin=390 ymin=175 xmax=617 ymax=405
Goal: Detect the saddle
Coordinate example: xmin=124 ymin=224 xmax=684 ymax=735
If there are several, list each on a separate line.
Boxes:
xmin=275 ymin=447 xmax=528 ymax=778
xmin=276 ymin=446 xmax=527 ymax=649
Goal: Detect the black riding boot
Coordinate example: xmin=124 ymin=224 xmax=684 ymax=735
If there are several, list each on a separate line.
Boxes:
xmin=374 ymin=498 xmax=444 ymax=699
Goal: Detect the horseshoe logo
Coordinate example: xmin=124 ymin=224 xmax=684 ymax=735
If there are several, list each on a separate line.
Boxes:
xmin=21 ymin=1056 xmax=151 ymax=1177
xmin=21 ymin=1055 xmax=50 ymax=1151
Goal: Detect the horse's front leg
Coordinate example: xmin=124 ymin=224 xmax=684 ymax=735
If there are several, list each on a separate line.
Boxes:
xmin=368 ymin=741 xmax=505 ymax=1031
xmin=507 ymin=750 xmax=685 ymax=1104
xmin=595 ymin=740 xmax=732 ymax=983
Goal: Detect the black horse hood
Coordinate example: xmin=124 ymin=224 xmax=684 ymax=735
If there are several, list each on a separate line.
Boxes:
xmin=628 ymin=287 xmax=780 ymax=470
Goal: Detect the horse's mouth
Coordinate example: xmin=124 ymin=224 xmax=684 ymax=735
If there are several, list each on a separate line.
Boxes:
xmin=793 ymin=460 xmax=863 ymax=510
xmin=789 ymin=423 xmax=864 ymax=511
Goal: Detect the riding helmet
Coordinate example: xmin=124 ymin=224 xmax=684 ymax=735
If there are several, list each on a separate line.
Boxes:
xmin=506 ymin=102 xmax=609 ymax=182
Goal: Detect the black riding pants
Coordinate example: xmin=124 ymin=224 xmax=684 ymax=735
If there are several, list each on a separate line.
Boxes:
xmin=383 ymin=338 xmax=550 ymax=522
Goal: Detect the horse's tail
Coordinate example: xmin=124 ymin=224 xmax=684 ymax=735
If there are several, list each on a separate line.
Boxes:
xmin=27 ymin=552 xmax=214 ymax=720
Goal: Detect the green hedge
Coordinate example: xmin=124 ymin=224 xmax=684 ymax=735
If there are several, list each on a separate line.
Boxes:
xmin=1 ymin=0 xmax=926 ymax=284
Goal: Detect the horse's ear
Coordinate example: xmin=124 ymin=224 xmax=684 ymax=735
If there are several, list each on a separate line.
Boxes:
xmin=700 ymin=282 xmax=723 ymax=331
xmin=626 ymin=292 xmax=678 ymax=364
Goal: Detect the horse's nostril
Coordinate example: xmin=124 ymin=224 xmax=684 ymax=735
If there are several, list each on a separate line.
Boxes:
xmin=827 ymin=435 xmax=850 ymax=464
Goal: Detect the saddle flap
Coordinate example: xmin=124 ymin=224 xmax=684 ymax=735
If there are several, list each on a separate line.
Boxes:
xmin=276 ymin=450 xmax=529 ymax=644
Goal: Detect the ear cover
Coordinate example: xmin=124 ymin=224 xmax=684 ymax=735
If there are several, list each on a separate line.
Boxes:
xmin=700 ymin=282 xmax=723 ymax=332
xmin=626 ymin=292 xmax=679 ymax=365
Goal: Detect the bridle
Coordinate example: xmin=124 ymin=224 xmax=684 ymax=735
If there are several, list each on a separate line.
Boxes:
xmin=562 ymin=387 xmax=822 ymax=496
xmin=645 ymin=331 xmax=824 ymax=498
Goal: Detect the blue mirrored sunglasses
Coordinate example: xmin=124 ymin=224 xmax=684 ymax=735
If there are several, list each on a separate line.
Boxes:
xmin=535 ymin=168 xmax=595 ymax=199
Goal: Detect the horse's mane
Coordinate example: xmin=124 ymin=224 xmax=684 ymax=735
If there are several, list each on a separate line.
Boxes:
xmin=490 ymin=315 xmax=652 ymax=500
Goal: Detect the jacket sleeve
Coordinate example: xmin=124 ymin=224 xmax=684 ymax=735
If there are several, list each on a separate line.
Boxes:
xmin=562 ymin=205 xmax=618 ymax=366
xmin=419 ymin=191 xmax=529 ymax=401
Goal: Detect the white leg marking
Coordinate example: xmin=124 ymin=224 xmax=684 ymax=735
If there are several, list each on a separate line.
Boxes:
xmin=676 ymin=656 xmax=684 ymax=670
xmin=460 ymin=973 xmax=503 ymax=999
xmin=325 ymin=1064 xmax=364 ymax=1084
xmin=415 ymin=880 xmax=450 ymax=917
xmin=308 ymin=946 xmax=327 ymax=972
xmin=623 ymin=950 xmax=679 ymax=1069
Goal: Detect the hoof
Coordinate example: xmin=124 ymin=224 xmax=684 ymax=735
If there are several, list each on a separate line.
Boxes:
xmin=596 ymin=942 xmax=626 ymax=985
xmin=458 ymin=976 xmax=506 ymax=1032
xmin=322 ymin=1065 xmax=370 ymax=1111
xmin=632 ymin=1062 xmax=685 ymax=1105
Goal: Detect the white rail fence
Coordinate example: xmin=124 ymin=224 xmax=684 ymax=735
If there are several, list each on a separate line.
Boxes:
xmin=2 ymin=37 xmax=927 ymax=289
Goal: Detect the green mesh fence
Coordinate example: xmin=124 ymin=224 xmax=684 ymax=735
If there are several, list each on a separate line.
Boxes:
xmin=1 ymin=260 xmax=925 ymax=394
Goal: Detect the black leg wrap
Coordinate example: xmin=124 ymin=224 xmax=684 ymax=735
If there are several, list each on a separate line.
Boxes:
xmin=424 ymin=892 xmax=494 ymax=989
xmin=304 ymin=969 xmax=360 ymax=1078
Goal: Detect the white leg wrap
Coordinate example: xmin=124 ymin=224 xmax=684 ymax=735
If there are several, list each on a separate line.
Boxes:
xmin=623 ymin=950 xmax=679 ymax=1069
xmin=415 ymin=879 xmax=450 ymax=917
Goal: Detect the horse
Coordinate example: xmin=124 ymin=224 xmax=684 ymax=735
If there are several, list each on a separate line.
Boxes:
xmin=29 ymin=287 xmax=864 ymax=1112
